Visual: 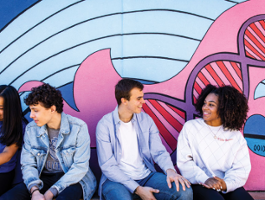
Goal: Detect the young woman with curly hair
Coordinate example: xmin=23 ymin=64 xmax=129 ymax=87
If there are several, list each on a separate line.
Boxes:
xmin=0 ymin=85 xmax=27 ymax=196
xmin=177 ymin=84 xmax=253 ymax=200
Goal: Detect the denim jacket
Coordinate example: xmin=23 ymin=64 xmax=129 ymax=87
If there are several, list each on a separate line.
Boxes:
xmin=96 ymin=106 xmax=175 ymax=200
xmin=21 ymin=112 xmax=96 ymax=200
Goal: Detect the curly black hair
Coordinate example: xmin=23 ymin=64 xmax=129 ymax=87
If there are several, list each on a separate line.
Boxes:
xmin=24 ymin=83 xmax=63 ymax=113
xmin=195 ymin=84 xmax=248 ymax=130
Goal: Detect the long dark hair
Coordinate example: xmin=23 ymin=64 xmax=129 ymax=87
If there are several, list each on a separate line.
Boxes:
xmin=195 ymin=84 xmax=248 ymax=131
xmin=0 ymin=85 xmax=26 ymax=147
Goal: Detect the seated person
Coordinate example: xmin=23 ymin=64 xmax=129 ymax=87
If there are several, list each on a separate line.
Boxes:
xmin=177 ymin=84 xmax=253 ymax=200
xmin=0 ymin=83 xmax=96 ymax=200
xmin=96 ymin=78 xmax=193 ymax=200
xmin=0 ymin=85 xmax=27 ymax=196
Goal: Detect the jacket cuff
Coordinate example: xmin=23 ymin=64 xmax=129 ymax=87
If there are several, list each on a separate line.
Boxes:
xmin=27 ymin=179 xmax=43 ymax=192
xmin=28 ymin=183 xmax=40 ymax=193
xmin=49 ymin=187 xmax=59 ymax=197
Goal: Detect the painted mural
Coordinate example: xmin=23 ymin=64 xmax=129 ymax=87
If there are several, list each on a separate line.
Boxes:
xmin=1 ymin=0 xmax=265 ymax=190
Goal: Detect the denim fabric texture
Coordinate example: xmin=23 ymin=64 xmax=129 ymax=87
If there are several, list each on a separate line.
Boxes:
xmin=102 ymin=172 xmax=193 ymax=200
xmin=21 ymin=112 xmax=96 ymax=200
xmin=96 ymin=106 xmax=176 ymax=200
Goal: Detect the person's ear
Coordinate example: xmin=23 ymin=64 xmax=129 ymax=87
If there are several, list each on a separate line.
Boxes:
xmin=121 ymin=98 xmax=127 ymax=105
xmin=50 ymin=105 xmax=56 ymax=113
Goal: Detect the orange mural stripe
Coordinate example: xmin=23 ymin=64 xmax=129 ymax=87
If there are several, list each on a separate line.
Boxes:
xmin=168 ymin=105 xmax=186 ymax=120
xmin=142 ymin=103 xmax=176 ymax=150
xmin=250 ymin=23 xmax=265 ymax=44
xmin=205 ymin=64 xmax=225 ymax=87
xmin=148 ymin=99 xmax=183 ymax=132
xmin=194 ymin=81 xmax=202 ymax=95
xmin=216 ymin=61 xmax=241 ymax=92
xmin=245 ymin=28 xmax=265 ymax=55
xmin=244 ymin=39 xmax=265 ymax=60
xmin=198 ymin=72 xmax=210 ymax=86
xmin=231 ymin=62 xmax=242 ymax=80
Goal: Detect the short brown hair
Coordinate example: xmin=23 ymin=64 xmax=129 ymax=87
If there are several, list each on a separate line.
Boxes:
xmin=115 ymin=78 xmax=144 ymax=105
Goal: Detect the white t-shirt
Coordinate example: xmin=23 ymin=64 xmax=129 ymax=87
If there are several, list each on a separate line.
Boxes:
xmin=117 ymin=121 xmax=150 ymax=180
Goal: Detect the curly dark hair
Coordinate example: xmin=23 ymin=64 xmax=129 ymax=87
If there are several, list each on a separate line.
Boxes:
xmin=24 ymin=83 xmax=63 ymax=113
xmin=195 ymin=84 xmax=248 ymax=130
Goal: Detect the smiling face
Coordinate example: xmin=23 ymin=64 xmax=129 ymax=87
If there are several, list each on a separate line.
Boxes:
xmin=202 ymin=93 xmax=222 ymax=126
xmin=0 ymin=97 xmax=4 ymax=121
xmin=29 ymin=103 xmax=54 ymax=127
xmin=124 ymin=87 xmax=145 ymax=114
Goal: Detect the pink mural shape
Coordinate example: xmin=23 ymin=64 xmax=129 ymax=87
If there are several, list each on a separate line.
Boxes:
xmin=18 ymin=1 xmax=265 ymax=190
xmin=19 ymin=49 xmax=121 ymax=147
xmin=142 ymin=13 xmax=265 ymax=191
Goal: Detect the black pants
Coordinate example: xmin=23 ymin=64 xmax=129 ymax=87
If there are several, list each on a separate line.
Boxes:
xmin=0 ymin=169 xmax=15 ymax=196
xmin=0 ymin=172 xmax=83 ymax=200
xmin=192 ymin=184 xmax=254 ymax=200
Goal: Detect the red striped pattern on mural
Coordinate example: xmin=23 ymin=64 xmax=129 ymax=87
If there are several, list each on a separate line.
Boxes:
xmin=142 ymin=99 xmax=186 ymax=152
xmin=244 ymin=20 xmax=265 ymax=60
xmin=193 ymin=61 xmax=242 ymax=102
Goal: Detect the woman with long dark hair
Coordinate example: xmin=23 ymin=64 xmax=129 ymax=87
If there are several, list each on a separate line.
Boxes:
xmin=0 ymin=85 xmax=27 ymax=196
xmin=177 ymin=84 xmax=253 ymax=200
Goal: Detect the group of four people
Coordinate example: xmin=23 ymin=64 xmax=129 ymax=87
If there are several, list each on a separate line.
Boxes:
xmin=0 ymin=79 xmax=253 ymax=200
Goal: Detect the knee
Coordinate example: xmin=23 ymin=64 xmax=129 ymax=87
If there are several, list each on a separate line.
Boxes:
xmin=177 ymin=186 xmax=193 ymax=200
xmin=102 ymin=181 xmax=132 ymax=200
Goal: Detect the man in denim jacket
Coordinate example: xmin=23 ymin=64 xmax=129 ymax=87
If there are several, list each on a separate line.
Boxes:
xmin=96 ymin=78 xmax=193 ymax=200
xmin=0 ymin=83 xmax=96 ymax=200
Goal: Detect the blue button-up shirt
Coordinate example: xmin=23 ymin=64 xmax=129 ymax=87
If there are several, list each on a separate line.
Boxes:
xmin=96 ymin=106 xmax=175 ymax=200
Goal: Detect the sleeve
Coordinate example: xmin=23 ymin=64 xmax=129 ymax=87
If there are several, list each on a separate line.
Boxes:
xmin=223 ymin=135 xmax=251 ymax=193
xmin=177 ymin=122 xmax=210 ymax=184
xmin=96 ymin=120 xmax=139 ymax=193
xmin=21 ymin=126 xmax=43 ymax=191
xmin=148 ymin=116 xmax=175 ymax=173
xmin=52 ymin=123 xmax=90 ymax=194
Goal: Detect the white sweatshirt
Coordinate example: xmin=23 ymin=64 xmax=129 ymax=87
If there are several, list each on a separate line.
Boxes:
xmin=177 ymin=118 xmax=251 ymax=193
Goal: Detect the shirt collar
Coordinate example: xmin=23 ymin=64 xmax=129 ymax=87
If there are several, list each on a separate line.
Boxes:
xmin=113 ymin=106 xmax=136 ymax=125
xmin=38 ymin=112 xmax=70 ymax=136
xmin=59 ymin=112 xmax=70 ymax=134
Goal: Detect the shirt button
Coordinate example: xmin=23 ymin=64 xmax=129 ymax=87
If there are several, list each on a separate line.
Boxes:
xmin=37 ymin=153 xmax=40 ymax=156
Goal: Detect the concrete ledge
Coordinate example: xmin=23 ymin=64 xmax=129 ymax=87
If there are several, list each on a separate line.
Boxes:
xmin=53 ymin=191 xmax=265 ymax=200
xmin=90 ymin=192 xmax=265 ymax=200
xmin=249 ymin=191 xmax=265 ymax=200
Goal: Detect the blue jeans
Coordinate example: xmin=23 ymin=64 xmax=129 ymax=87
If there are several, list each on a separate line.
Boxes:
xmin=102 ymin=172 xmax=193 ymax=200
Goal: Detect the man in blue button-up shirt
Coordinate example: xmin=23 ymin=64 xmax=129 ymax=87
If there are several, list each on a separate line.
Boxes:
xmin=96 ymin=78 xmax=193 ymax=200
